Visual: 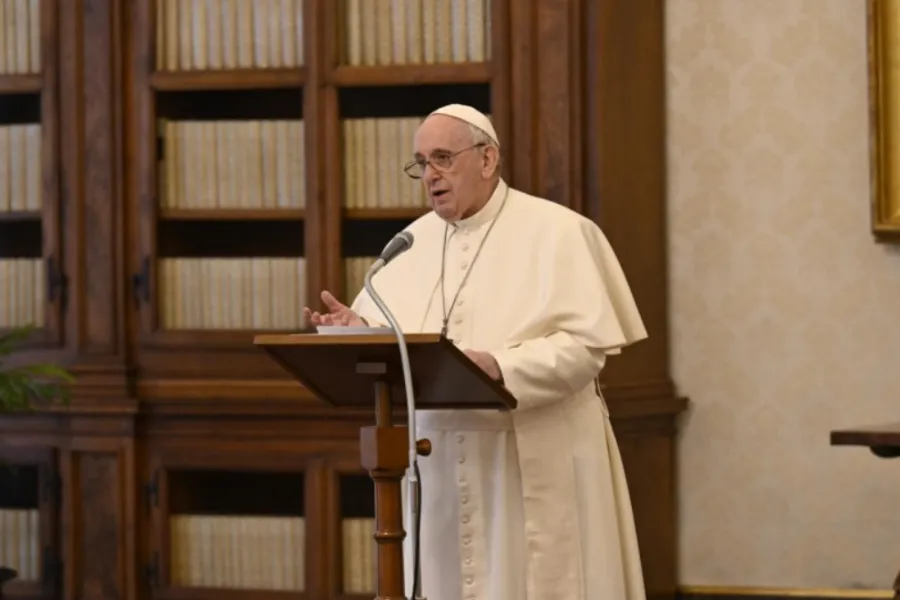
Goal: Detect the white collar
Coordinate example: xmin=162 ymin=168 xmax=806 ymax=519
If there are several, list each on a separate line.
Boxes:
xmin=449 ymin=179 xmax=509 ymax=231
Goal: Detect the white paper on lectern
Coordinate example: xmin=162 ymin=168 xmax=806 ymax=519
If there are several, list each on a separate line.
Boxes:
xmin=315 ymin=326 xmax=394 ymax=335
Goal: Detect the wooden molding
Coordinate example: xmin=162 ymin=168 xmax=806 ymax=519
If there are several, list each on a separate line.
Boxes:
xmin=679 ymin=586 xmax=895 ymax=600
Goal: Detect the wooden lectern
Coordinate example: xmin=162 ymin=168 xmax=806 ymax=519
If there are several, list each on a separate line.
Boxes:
xmin=253 ymin=332 xmax=517 ymax=599
xmin=831 ymin=422 xmax=900 ymax=600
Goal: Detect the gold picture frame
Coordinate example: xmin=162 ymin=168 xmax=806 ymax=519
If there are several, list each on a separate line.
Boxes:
xmin=869 ymin=0 xmax=900 ymax=241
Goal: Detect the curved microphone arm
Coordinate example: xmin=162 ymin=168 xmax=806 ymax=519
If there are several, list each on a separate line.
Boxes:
xmin=363 ymin=258 xmax=424 ymax=600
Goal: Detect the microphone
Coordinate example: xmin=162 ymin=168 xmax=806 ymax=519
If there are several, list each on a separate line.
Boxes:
xmin=373 ymin=230 xmax=414 ymax=271
xmin=362 ymin=231 xmax=426 ymax=600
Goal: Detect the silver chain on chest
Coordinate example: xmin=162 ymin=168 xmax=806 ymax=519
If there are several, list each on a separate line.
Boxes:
xmin=439 ymin=187 xmax=510 ymax=337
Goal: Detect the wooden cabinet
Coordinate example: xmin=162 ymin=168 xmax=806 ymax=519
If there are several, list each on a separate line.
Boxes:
xmin=145 ymin=448 xmax=312 ymax=595
xmin=0 ymin=0 xmax=62 ymax=348
xmin=0 ymin=445 xmax=60 ymax=600
xmin=0 ymin=1 xmax=686 ymax=600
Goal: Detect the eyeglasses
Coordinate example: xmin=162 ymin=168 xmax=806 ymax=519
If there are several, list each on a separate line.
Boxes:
xmin=403 ymin=143 xmax=486 ymax=179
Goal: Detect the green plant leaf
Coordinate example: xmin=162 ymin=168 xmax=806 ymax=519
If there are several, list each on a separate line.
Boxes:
xmin=0 ymin=324 xmax=38 ymax=356
xmin=8 ymin=364 xmax=76 ymax=382
xmin=0 ymin=324 xmax=75 ymax=414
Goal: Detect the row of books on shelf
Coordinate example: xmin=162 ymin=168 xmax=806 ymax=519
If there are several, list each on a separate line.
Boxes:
xmin=344 ymin=256 xmax=375 ymax=302
xmin=0 ymin=258 xmax=44 ymax=328
xmin=155 ymin=0 xmax=303 ymax=73
xmin=166 ymin=515 xmax=375 ymax=593
xmin=342 ymin=117 xmax=429 ymax=209
xmin=158 ymin=257 xmax=308 ymax=330
xmin=345 ymin=0 xmax=491 ymax=66
xmin=341 ymin=517 xmax=376 ymax=594
xmin=156 ymin=117 xmax=432 ymax=212
xmin=151 ymin=0 xmax=490 ymax=72
xmin=0 ymin=0 xmax=40 ymax=76
xmin=169 ymin=514 xmax=306 ymax=591
xmin=0 ymin=258 xmax=384 ymax=331
xmin=0 ymin=124 xmax=41 ymax=213
xmin=159 ymin=119 xmax=306 ymax=211
xmin=156 ymin=257 xmax=376 ymax=330
xmin=0 ymin=508 xmax=40 ymax=583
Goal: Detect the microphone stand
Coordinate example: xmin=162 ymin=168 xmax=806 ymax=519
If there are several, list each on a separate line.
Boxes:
xmin=364 ymin=258 xmax=426 ymax=600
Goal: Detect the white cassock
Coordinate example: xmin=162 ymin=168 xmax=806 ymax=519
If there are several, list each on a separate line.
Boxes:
xmin=350 ymin=178 xmax=648 ymax=600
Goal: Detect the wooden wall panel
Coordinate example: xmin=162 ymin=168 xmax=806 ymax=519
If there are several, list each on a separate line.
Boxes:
xmin=532 ymin=0 xmax=584 ymax=212
xmin=58 ymin=0 xmax=130 ymax=400
xmin=583 ymin=0 xmax=673 ymax=394
xmin=615 ymin=415 xmax=682 ymax=600
xmin=61 ymin=436 xmax=136 ymax=600
xmin=508 ymin=0 xmax=536 ymax=191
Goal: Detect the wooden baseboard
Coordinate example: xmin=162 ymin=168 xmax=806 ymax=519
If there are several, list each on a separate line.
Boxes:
xmin=678 ymin=586 xmax=895 ymax=600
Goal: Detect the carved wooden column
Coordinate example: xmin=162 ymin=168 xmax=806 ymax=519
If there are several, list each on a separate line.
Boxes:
xmin=55 ymin=3 xmax=138 ymax=600
xmin=583 ymin=0 xmax=675 ymax=398
xmin=508 ymin=0 xmax=583 ymax=212
xmin=59 ymin=417 xmax=138 ymax=600
xmin=58 ymin=0 xmax=133 ymax=405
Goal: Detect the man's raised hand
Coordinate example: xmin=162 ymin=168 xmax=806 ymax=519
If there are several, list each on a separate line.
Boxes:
xmin=303 ymin=290 xmax=366 ymax=327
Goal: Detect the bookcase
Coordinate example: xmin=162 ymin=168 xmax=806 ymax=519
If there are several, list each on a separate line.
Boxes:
xmin=0 ymin=0 xmax=62 ymax=349
xmin=0 ymin=446 xmax=59 ymax=600
xmin=129 ymin=0 xmax=507 ymax=384
xmin=0 ymin=2 xmax=62 ymax=594
xmin=0 ymin=2 xmax=686 ymax=600
xmin=146 ymin=447 xmax=310 ymax=595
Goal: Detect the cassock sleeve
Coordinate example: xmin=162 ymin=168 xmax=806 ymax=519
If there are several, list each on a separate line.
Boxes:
xmin=349 ymin=287 xmax=388 ymax=328
xmin=493 ymin=331 xmax=607 ymax=409
xmin=490 ymin=218 xmax=642 ymax=410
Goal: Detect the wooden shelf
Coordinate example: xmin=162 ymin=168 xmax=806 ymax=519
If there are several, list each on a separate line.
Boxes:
xmin=0 ymin=1 xmax=682 ymax=599
xmin=0 ymin=74 xmax=41 ymax=94
xmin=159 ymin=208 xmax=306 ymax=221
xmin=150 ymin=68 xmax=306 ymax=92
xmin=344 ymin=208 xmax=430 ymax=220
xmin=329 ymin=63 xmax=492 ymax=87
xmin=0 ymin=210 xmax=42 ymax=222
xmin=0 ymin=214 xmax=42 ymax=259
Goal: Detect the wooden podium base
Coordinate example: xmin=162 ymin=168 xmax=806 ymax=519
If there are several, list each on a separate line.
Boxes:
xmin=253 ymin=334 xmax=516 ymax=599
xmin=359 ymin=379 xmax=430 ymax=600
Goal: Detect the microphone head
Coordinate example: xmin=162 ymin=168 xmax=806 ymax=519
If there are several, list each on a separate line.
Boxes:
xmin=380 ymin=231 xmax=415 ymax=265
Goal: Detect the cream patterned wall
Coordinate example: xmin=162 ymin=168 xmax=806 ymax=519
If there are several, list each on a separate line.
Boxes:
xmin=667 ymin=0 xmax=900 ymax=589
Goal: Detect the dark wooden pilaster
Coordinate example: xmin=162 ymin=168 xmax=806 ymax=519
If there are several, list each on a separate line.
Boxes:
xmin=58 ymin=0 xmax=132 ymax=402
xmin=584 ymin=0 xmax=673 ymax=395
xmin=60 ymin=424 xmax=137 ymax=600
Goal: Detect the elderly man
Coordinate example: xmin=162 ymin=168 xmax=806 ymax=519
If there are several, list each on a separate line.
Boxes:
xmin=304 ymin=104 xmax=648 ymax=600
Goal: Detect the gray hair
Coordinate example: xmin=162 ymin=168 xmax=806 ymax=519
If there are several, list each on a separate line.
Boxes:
xmin=468 ymin=124 xmax=501 ymax=176
xmin=468 ymin=123 xmax=498 ymax=149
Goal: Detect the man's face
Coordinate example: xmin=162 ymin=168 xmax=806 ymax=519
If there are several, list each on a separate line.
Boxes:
xmin=412 ymin=115 xmax=485 ymax=221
